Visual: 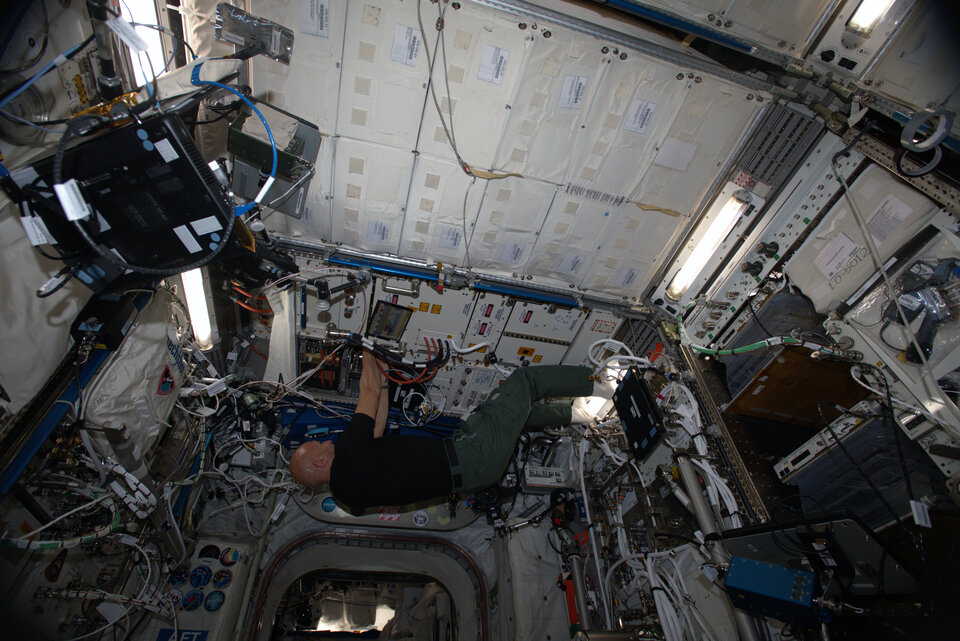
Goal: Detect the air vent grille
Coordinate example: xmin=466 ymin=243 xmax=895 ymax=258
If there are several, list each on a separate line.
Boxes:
xmin=739 ymin=106 xmax=822 ymax=187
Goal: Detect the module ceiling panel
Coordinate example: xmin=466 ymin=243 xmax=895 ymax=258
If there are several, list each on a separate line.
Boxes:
xmin=252 ymin=0 xmax=768 ymax=298
xmin=611 ymin=0 xmax=838 ymax=59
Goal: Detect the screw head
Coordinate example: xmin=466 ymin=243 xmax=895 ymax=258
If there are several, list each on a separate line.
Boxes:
xmin=518 ymin=22 xmax=527 ymax=30
xmin=601 ymin=46 xmax=609 ymax=54
xmin=543 ymin=30 xmax=551 ymax=38
xmin=676 ymin=73 xmax=684 ymax=80
xmin=619 ymin=52 xmax=627 ymax=60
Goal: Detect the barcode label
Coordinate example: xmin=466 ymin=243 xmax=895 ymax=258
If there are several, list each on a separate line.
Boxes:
xmin=390 ymin=25 xmax=421 ymax=67
xmin=478 ymin=45 xmax=509 ymax=85
xmin=301 ymin=0 xmax=329 ymax=38
xmin=366 ymin=220 xmax=391 ymax=243
xmin=559 ymin=75 xmax=588 ymax=109
xmin=20 ymin=215 xmax=52 ymax=246
xmin=615 ymin=267 xmax=638 ymax=287
xmin=623 ymin=99 xmax=656 ymax=134
xmin=439 ymin=226 xmax=461 ymax=250
xmin=500 ymin=243 xmax=524 ymax=263
xmin=565 ymin=184 xmax=626 ymax=206
xmin=555 ymin=253 xmax=583 ymax=274
xmin=270 ymin=29 xmax=282 ymax=56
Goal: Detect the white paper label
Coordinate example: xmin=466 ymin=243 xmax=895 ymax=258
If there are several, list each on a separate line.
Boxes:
xmin=558 ymin=75 xmax=588 ymax=109
xmin=439 ymin=226 xmax=461 ymax=250
xmin=220 ymin=30 xmax=245 ymax=46
xmin=478 ymin=45 xmax=509 ymax=85
xmin=866 ymin=195 xmax=912 ymax=246
xmin=54 ymin=179 xmax=90 ymax=221
xmin=173 ymin=225 xmax=202 ymax=254
xmin=107 ymin=19 xmax=149 ymax=53
xmin=366 ymin=220 xmax=391 ymax=243
xmin=814 ymin=232 xmax=860 ymax=278
xmin=20 ymin=216 xmax=52 ymax=246
xmin=623 ymin=99 xmax=656 ymax=134
xmin=154 ymin=138 xmax=179 ymax=163
xmin=190 ymin=216 xmax=223 ymax=235
xmin=270 ymin=29 xmax=282 ymax=56
xmin=556 ymin=253 xmax=583 ymax=274
xmin=302 ymin=0 xmax=329 ymax=38
xmin=615 ymin=267 xmax=638 ymax=287
xmin=910 ymin=499 xmax=932 ymax=528
xmin=390 ymin=25 xmax=421 ymax=67
xmin=10 ymin=166 xmax=40 ymax=189
xmin=500 ymin=243 xmax=524 ymax=263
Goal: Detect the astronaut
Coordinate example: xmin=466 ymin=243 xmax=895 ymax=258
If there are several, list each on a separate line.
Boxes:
xmin=289 ymin=350 xmax=610 ymax=514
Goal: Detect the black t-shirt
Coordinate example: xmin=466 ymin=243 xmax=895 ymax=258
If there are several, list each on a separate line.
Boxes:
xmin=329 ymin=413 xmax=453 ymax=515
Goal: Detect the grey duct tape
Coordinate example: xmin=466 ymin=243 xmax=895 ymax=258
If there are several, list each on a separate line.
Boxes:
xmin=900 ymin=107 xmax=953 ymax=152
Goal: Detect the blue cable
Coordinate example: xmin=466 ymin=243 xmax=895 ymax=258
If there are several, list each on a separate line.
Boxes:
xmin=0 ymin=37 xmax=91 ymax=112
xmin=190 ymin=62 xmax=277 ymax=217
xmin=0 ymin=161 xmax=9 ymax=178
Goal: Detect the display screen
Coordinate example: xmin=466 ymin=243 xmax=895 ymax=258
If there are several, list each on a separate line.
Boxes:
xmin=367 ymin=300 xmax=413 ymax=340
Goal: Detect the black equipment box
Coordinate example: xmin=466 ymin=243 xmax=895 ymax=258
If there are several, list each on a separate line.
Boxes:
xmin=8 ymin=113 xmax=233 ymax=290
xmin=612 ymin=367 xmax=665 ymax=461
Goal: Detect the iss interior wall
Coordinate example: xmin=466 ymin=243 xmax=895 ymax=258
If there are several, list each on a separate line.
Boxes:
xmin=253 ymin=0 xmax=768 ymax=300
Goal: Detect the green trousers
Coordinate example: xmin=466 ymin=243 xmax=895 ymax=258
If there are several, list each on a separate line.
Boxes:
xmin=448 ymin=366 xmax=593 ymax=493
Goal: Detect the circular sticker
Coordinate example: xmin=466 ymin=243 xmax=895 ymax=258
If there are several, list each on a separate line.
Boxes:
xmin=168 ymin=589 xmax=183 ymax=608
xmin=321 ymin=496 xmax=338 ymax=513
xmin=198 ymin=544 xmax=221 ymax=560
xmin=168 ymin=568 xmax=189 ymax=587
xmin=189 ymin=565 xmax=212 ymax=588
xmin=220 ymin=547 xmax=240 ymax=566
xmin=204 ymin=590 xmax=225 ymax=612
xmin=182 ymin=589 xmax=204 ymax=611
xmin=412 ymin=510 xmax=429 ymax=527
xmin=213 ymin=569 xmax=233 ymax=589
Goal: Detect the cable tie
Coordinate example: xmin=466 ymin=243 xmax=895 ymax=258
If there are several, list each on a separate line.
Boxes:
xmin=53 ymin=54 xmax=68 ymax=67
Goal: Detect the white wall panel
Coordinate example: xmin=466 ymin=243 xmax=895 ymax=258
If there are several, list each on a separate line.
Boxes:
xmin=415 ymin=2 xmax=529 ymax=167
xmin=492 ymin=27 xmax=608 ymax=183
xmin=863 ymin=1 xmax=960 ymax=127
xmin=336 ymin=1 xmax=428 ymax=148
xmin=467 ymin=177 xmax=559 ymax=272
xmin=330 ymin=138 xmax=412 ymax=251
xmin=785 ymin=165 xmax=941 ymax=313
xmin=249 ymin=0 xmax=345 ymax=133
xmin=398 ymin=154 xmax=483 ymax=264
xmin=580 ymin=206 xmax=684 ymax=296
xmin=526 ymin=193 xmax=622 ymax=285
xmin=636 ymin=0 xmax=835 ymax=55
xmin=567 ymin=55 xmax=689 ymax=197
xmin=629 ymin=76 xmax=764 ymax=217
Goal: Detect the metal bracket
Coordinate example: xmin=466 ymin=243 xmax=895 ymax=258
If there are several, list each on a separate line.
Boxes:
xmin=381 ymin=278 xmax=420 ymax=298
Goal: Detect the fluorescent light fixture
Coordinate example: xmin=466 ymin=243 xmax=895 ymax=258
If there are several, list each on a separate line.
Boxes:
xmin=665 ymin=190 xmax=752 ymax=301
xmin=846 ymin=0 xmax=896 ymax=36
xmin=181 ymin=268 xmax=218 ymax=350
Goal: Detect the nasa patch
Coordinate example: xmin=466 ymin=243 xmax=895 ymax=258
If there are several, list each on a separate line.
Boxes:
xmin=321 ymin=496 xmax=338 ymax=513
